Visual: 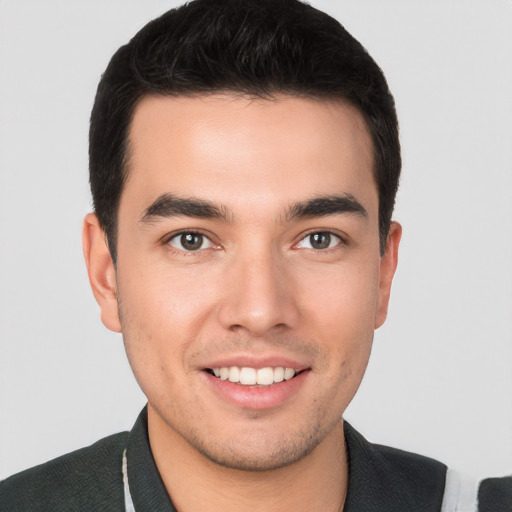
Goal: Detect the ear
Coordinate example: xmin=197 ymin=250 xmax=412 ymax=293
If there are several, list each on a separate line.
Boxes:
xmin=82 ymin=213 xmax=122 ymax=333
xmin=375 ymin=221 xmax=402 ymax=329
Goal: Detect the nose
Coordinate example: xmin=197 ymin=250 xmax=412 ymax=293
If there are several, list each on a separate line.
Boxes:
xmin=217 ymin=250 xmax=300 ymax=337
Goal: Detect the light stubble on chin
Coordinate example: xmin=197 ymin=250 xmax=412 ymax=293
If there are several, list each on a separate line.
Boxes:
xmin=192 ymin=428 xmax=324 ymax=472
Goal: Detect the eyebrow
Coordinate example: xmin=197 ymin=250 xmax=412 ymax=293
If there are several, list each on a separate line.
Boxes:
xmin=140 ymin=194 xmax=231 ymax=223
xmin=140 ymin=193 xmax=367 ymax=224
xmin=285 ymin=194 xmax=368 ymax=221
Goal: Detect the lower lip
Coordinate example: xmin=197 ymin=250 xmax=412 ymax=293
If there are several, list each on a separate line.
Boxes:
xmin=204 ymin=370 xmax=309 ymax=410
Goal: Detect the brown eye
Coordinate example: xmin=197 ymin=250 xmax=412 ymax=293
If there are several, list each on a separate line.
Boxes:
xmin=310 ymin=233 xmax=331 ymax=249
xmin=168 ymin=232 xmax=213 ymax=251
xmin=296 ymin=231 xmax=341 ymax=250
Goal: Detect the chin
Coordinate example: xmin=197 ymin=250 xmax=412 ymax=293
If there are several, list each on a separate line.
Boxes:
xmin=186 ymin=422 xmax=327 ymax=472
xmin=197 ymin=441 xmax=320 ymax=472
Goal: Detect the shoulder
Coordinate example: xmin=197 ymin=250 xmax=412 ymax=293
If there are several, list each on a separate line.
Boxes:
xmin=0 ymin=431 xmax=129 ymax=512
xmin=478 ymin=475 xmax=512 ymax=512
xmin=344 ymin=421 xmax=447 ymax=511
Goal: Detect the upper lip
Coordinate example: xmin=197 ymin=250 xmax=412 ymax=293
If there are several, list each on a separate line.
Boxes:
xmin=200 ymin=354 xmax=311 ymax=372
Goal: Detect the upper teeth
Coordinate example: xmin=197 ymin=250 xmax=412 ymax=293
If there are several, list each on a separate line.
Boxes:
xmin=212 ymin=367 xmax=296 ymax=386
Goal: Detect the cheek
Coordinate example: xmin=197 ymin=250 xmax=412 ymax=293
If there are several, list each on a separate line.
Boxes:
xmin=118 ymin=259 xmax=212 ymax=330
xmin=300 ymin=260 xmax=380 ymax=336
xmin=115 ymin=263 xmax=214 ymax=386
xmin=298 ymin=259 xmax=379 ymax=389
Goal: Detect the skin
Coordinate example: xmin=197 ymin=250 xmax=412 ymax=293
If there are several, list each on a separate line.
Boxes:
xmin=83 ymin=94 xmax=401 ymax=512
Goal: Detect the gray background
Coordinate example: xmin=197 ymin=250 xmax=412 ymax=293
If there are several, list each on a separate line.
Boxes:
xmin=1 ymin=0 xmax=511 ymax=483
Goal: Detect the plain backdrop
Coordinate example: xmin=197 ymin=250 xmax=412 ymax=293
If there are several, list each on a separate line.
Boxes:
xmin=1 ymin=0 xmax=511 ymax=484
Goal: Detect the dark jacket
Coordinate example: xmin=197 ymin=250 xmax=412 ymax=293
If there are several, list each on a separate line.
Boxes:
xmin=0 ymin=408 xmax=448 ymax=511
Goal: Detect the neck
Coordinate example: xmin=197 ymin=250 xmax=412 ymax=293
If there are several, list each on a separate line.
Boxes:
xmin=148 ymin=407 xmax=348 ymax=512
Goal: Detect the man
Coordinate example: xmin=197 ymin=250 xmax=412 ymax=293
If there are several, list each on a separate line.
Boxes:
xmin=0 ymin=1 xmax=508 ymax=510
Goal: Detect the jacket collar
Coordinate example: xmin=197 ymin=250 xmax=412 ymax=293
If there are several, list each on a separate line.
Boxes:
xmin=343 ymin=422 xmax=446 ymax=511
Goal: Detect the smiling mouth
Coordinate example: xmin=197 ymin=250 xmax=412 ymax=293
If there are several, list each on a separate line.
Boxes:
xmin=204 ymin=366 xmax=306 ymax=386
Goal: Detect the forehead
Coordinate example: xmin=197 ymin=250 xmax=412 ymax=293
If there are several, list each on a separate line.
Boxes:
xmin=123 ymin=94 xmax=376 ymax=219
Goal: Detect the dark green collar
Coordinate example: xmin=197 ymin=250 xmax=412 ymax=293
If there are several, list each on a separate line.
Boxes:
xmin=127 ymin=408 xmax=176 ymax=512
xmin=343 ymin=422 xmax=446 ymax=511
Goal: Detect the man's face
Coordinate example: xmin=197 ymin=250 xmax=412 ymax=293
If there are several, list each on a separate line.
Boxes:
xmin=89 ymin=94 xmax=400 ymax=471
